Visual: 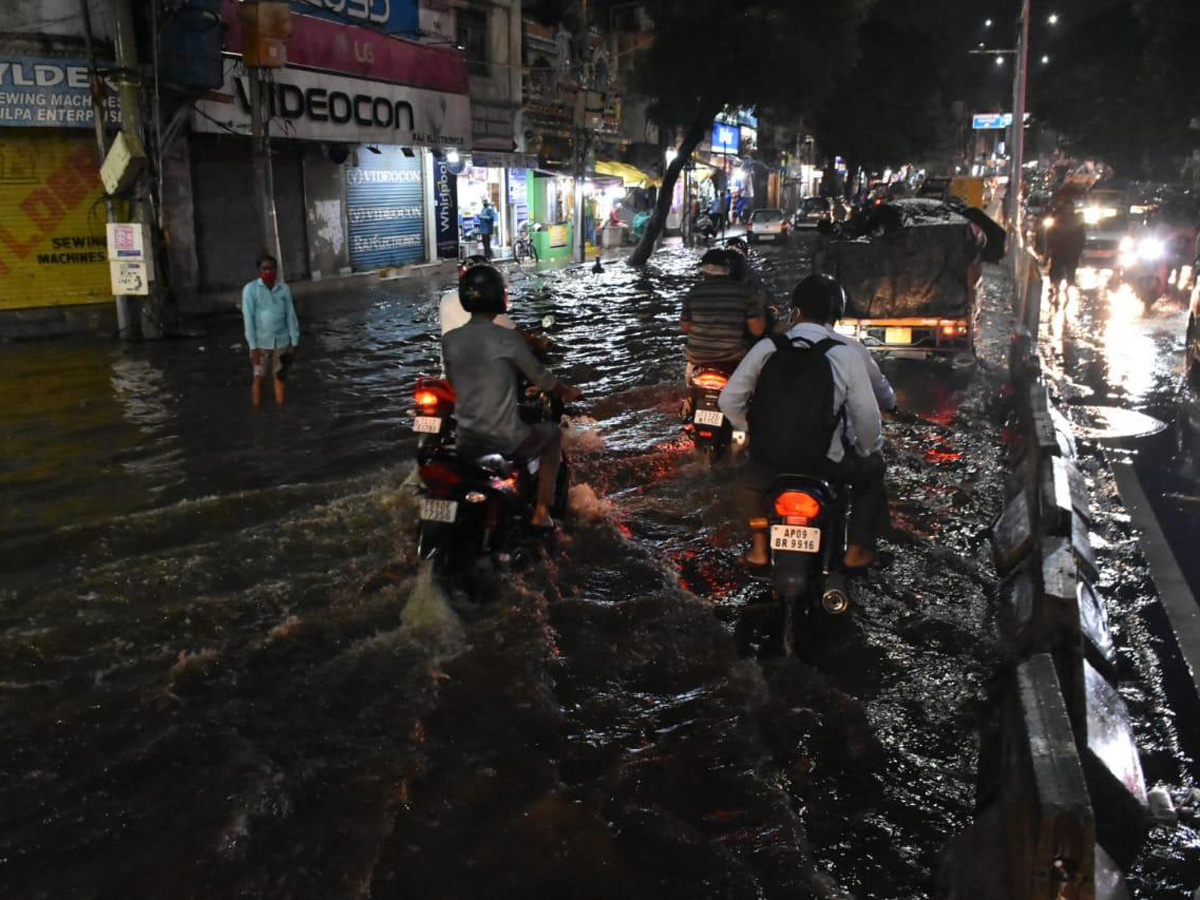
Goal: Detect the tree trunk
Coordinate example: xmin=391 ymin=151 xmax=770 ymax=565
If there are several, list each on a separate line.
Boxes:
xmin=627 ymin=110 xmax=718 ymax=266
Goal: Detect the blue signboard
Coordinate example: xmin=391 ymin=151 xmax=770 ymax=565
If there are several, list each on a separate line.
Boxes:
xmin=290 ymin=0 xmax=419 ymax=36
xmin=433 ymin=156 xmax=459 ymax=260
xmin=972 ymin=112 xmax=1013 ymax=130
xmin=508 ymin=168 xmax=529 ymax=233
xmin=712 ymin=122 xmax=740 ymax=155
xmin=0 ymin=56 xmax=120 ymax=128
xmin=345 ymin=146 xmax=425 ymax=270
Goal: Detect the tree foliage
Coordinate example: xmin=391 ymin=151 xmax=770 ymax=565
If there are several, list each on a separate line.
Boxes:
xmin=1034 ymin=0 xmax=1200 ymax=177
xmin=812 ymin=18 xmax=944 ymax=181
xmin=625 ymin=0 xmax=873 ymax=264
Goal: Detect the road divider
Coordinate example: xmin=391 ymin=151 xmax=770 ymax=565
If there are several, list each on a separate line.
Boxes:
xmin=939 ymin=252 xmax=1147 ymax=898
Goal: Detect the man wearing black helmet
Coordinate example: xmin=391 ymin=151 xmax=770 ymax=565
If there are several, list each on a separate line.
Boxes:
xmin=725 ymin=237 xmax=778 ymax=336
xmin=442 ymin=262 xmax=583 ymax=530
xmin=719 ymin=273 xmax=886 ymax=570
xmin=680 ymin=248 xmax=767 ymax=391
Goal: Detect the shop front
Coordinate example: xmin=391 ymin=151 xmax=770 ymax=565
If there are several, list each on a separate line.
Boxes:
xmin=451 ymin=151 xmax=538 ymax=260
xmin=188 ymin=6 xmax=471 ymax=289
xmin=0 ymin=55 xmax=122 ymax=326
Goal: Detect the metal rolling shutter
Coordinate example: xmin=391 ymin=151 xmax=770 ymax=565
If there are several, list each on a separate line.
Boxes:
xmin=192 ymin=136 xmax=310 ymax=291
xmin=345 ymin=146 xmax=425 ymax=270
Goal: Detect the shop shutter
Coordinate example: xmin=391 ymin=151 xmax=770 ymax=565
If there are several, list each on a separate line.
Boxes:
xmin=192 ymin=135 xmax=309 ymax=291
xmin=345 ymin=146 xmax=425 ymax=271
xmin=0 ymin=132 xmax=112 ymax=312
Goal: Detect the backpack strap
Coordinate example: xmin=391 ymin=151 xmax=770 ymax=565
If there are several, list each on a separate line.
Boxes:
xmin=769 ymin=334 xmax=792 ymax=354
xmin=810 ymin=337 xmax=843 ymax=356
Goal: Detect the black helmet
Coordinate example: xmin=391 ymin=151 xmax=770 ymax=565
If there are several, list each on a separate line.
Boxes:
xmin=458 ymin=254 xmax=490 ymax=278
xmin=459 ymin=262 xmax=507 ymax=314
xmin=725 ymin=237 xmax=749 ymax=258
xmin=791 ymin=273 xmax=847 ymax=323
xmin=700 ymin=248 xmax=733 ymax=269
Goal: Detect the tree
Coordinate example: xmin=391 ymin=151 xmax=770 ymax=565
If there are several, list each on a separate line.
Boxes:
xmin=624 ymin=0 xmax=872 ymax=265
xmin=813 ymin=18 xmax=945 ymax=192
xmin=1033 ymin=0 xmax=1200 ymax=178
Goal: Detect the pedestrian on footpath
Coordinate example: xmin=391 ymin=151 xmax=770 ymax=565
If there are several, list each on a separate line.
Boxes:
xmin=242 ymin=253 xmax=300 ymax=407
xmin=477 ymin=198 xmax=498 ymax=259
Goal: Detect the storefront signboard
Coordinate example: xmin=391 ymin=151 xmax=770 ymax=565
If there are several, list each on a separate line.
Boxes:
xmin=546 ymin=224 xmax=568 ymax=248
xmin=711 ymin=122 xmax=739 ymax=155
xmin=290 ymin=0 xmax=419 ymax=37
xmin=222 ymin=1 xmax=465 ymax=94
xmin=433 ymin=156 xmax=459 ymax=259
xmin=193 ymin=63 xmax=470 ymax=147
xmin=0 ymin=57 xmax=120 ymax=128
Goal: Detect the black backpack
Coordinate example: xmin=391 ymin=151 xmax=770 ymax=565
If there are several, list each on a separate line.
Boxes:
xmin=747 ymin=335 xmax=842 ymax=470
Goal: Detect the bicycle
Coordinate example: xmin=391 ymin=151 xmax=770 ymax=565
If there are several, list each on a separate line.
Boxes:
xmin=514 ymin=221 xmax=541 ymax=264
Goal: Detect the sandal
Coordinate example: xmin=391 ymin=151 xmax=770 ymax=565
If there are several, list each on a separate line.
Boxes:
xmin=739 ymin=553 xmax=770 ymax=572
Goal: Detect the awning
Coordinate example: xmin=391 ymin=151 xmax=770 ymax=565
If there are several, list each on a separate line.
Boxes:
xmin=533 ymin=165 xmax=623 ymax=188
xmin=594 ymin=160 xmax=660 ymax=187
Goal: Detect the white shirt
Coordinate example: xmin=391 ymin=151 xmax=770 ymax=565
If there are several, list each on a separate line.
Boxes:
xmin=439 ymin=288 xmax=515 ymax=336
xmin=827 ymin=324 xmax=896 ymax=413
xmin=718 ymin=322 xmax=882 ymax=460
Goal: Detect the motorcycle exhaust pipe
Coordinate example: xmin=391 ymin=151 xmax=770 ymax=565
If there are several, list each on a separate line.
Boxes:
xmin=821 ymin=573 xmax=851 ymax=615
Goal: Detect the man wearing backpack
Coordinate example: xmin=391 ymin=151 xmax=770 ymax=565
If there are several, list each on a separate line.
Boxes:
xmin=719 ymin=273 xmax=885 ymax=570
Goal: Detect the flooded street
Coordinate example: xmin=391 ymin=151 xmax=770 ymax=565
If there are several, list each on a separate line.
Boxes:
xmin=0 ymin=239 xmax=1191 ymax=897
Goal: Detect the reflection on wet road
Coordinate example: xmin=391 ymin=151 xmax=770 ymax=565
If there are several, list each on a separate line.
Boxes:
xmin=0 ymin=242 xmax=1186 ymax=896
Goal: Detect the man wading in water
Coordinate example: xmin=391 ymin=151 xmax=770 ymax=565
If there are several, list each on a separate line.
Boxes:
xmin=241 ymin=254 xmax=300 ymax=406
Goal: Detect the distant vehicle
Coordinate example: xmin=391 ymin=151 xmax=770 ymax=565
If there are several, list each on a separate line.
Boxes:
xmin=791 ymin=197 xmax=830 ymax=228
xmin=1079 ymin=188 xmax=1131 ymax=269
xmin=746 ymin=208 xmax=789 ymax=244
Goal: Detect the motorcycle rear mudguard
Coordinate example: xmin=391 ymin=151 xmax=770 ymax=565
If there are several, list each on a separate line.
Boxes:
xmin=771 ymin=548 xmax=819 ymax=604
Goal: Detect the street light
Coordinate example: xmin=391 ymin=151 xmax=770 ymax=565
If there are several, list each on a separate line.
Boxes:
xmin=1041 ymin=55 xmax=1050 ymax=65
xmin=995 ymin=55 xmax=1005 ymax=66
xmin=1048 ymin=12 xmax=1059 ymax=25
xmin=985 ymin=18 xmax=993 ymax=27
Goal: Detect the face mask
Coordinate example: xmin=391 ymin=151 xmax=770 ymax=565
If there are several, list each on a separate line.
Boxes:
xmin=261 ymin=270 xmax=277 ymax=288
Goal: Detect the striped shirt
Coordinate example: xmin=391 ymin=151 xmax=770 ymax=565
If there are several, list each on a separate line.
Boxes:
xmin=680 ymin=276 xmax=764 ymax=364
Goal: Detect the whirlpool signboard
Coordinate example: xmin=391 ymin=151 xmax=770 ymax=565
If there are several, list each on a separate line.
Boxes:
xmin=290 ymin=0 xmax=419 ymax=36
xmin=0 ymin=57 xmax=120 ymax=128
xmin=193 ymin=63 xmax=470 ymax=147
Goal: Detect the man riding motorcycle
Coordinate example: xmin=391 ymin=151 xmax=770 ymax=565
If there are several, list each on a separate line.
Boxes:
xmin=725 ymin=237 xmax=778 ymax=336
xmin=680 ymin=248 xmax=767 ymax=386
xmin=719 ymin=273 xmax=886 ymax=571
xmin=441 ymin=262 xmax=583 ymax=530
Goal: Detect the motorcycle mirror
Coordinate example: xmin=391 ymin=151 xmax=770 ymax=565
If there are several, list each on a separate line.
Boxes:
xmin=542 ymin=315 xmax=556 ymax=329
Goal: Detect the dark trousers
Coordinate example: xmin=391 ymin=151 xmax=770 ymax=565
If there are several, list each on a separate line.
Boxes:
xmin=742 ymin=451 xmax=888 ymax=551
xmin=481 ymin=232 xmax=493 ymax=259
xmin=513 ymin=423 xmax=563 ymax=510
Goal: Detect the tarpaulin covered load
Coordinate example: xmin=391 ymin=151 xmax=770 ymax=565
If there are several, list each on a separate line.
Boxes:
xmin=817 ymin=200 xmax=986 ymax=319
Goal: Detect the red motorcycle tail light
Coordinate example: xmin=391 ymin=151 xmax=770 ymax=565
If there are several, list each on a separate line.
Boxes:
xmin=414 ymin=390 xmax=440 ymax=408
xmin=774 ymin=491 xmax=821 ymax=519
xmin=419 ymin=463 xmax=463 ymax=488
xmin=692 ymin=372 xmax=729 ymax=389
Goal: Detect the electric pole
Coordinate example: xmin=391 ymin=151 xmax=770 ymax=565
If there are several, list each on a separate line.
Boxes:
xmin=1010 ymin=0 xmax=1031 ymax=240
xmin=81 ymin=0 xmax=131 ymax=338
xmin=113 ymin=0 xmax=165 ymax=337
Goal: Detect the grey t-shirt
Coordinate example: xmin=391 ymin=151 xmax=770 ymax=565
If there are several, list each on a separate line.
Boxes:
xmin=442 ymin=315 xmax=558 ymax=454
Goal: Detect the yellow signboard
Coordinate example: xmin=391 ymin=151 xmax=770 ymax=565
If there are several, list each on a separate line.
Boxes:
xmin=547 ymin=224 xmax=568 ymax=248
xmin=0 ymin=133 xmax=113 ymax=310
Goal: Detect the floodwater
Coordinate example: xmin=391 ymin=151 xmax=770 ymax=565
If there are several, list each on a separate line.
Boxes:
xmin=0 ymin=239 xmax=1184 ymax=897
xmin=1040 ymin=272 xmax=1200 ymax=896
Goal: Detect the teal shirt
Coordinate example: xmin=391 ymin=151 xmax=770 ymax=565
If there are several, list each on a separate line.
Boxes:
xmin=242 ymin=278 xmax=300 ymax=349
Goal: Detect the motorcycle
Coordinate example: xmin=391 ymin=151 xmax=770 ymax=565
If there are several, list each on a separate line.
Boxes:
xmin=693 ymin=211 xmax=717 ymax=244
xmin=1119 ymin=234 xmax=1171 ymax=314
xmin=684 ymin=364 xmax=739 ymax=464
xmin=756 ymin=474 xmax=852 ymax=656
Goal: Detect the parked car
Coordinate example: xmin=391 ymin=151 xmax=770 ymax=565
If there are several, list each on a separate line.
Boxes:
xmin=791 ymin=197 xmax=830 ymax=228
xmin=746 ymin=208 xmax=789 ymax=244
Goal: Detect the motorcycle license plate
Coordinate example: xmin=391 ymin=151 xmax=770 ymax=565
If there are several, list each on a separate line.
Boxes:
xmin=694 ymin=409 xmax=724 ymax=427
xmin=420 ymin=499 xmax=458 ymax=523
xmin=770 ymin=525 xmax=821 ymax=554
xmin=884 ymin=327 xmax=912 ymax=345
xmin=413 ymin=416 xmax=443 ymax=434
